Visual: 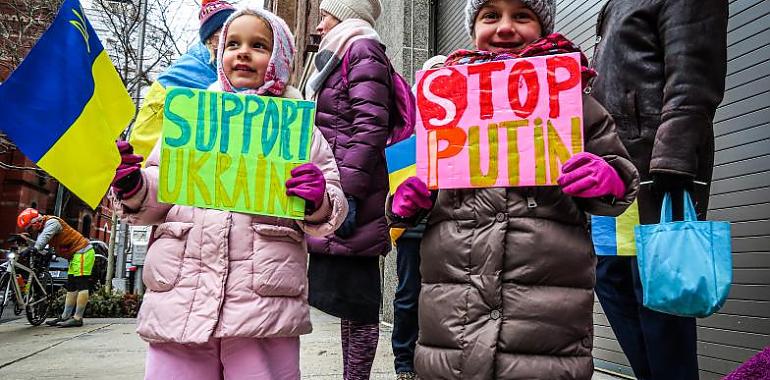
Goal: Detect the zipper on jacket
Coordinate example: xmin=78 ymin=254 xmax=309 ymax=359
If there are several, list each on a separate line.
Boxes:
xmin=525 ymin=188 xmax=537 ymax=209
xmin=526 ymin=196 xmax=537 ymax=209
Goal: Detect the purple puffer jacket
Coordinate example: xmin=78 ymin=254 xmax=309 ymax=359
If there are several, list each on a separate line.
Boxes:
xmin=306 ymin=38 xmax=392 ymax=257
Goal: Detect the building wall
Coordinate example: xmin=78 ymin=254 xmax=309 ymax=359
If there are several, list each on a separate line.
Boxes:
xmin=265 ymin=0 xmax=321 ymax=87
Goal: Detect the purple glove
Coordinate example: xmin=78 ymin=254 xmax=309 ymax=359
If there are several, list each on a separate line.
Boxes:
xmin=392 ymin=177 xmax=432 ymax=218
xmin=111 ymin=141 xmax=143 ymax=199
xmin=286 ymin=163 xmax=326 ymax=214
xmin=557 ymin=152 xmax=626 ymax=199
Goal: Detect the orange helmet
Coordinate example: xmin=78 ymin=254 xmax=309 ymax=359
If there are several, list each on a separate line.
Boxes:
xmin=17 ymin=208 xmax=41 ymax=230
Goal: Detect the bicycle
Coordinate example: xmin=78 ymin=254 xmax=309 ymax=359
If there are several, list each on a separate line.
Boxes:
xmin=0 ymin=249 xmax=54 ymax=325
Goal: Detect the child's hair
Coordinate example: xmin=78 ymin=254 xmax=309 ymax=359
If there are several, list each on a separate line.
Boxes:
xmin=463 ymin=0 xmax=555 ymax=37
xmin=215 ymin=6 xmax=296 ymax=96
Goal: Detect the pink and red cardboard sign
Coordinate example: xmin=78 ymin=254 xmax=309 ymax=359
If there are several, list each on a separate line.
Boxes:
xmin=415 ymin=53 xmax=584 ymax=189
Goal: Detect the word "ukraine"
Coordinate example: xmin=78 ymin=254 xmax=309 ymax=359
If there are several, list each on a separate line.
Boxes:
xmin=158 ymin=87 xmax=315 ymax=219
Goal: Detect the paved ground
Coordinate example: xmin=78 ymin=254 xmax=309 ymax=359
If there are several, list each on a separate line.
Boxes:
xmin=0 ymin=308 xmax=625 ymax=379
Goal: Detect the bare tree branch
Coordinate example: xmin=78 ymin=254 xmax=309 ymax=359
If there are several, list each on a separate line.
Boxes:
xmin=0 ymin=0 xmax=62 ymax=79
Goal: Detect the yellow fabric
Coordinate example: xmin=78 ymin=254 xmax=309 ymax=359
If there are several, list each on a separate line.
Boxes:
xmin=616 ymin=200 xmax=639 ymax=256
xmin=390 ymin=228 xmax=406 ymax=246
xmin=68 ymin=248 xmax=95 ymax=276
xmin=37 ymin=51 xmax=134 ymax=208
xmin=388 ymin=165 xmax=416 ymax=194
xmin=129 ymin=81 xmax=168 ymax=165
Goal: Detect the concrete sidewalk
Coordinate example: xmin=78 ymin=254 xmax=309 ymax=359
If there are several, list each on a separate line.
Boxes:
xmin=0 ymin=309 xmax=625 ymax=379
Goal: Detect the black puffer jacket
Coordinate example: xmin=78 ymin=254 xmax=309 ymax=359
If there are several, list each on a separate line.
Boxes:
xmin=590 ymin=0 xmax=728 ymax=222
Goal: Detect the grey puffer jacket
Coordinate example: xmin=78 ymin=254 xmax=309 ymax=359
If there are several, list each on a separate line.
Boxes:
xmin=306 ymin=38 xmax=393 ymax=257
xmin=590 ymin=0 xmax=728 ymax=223
xmin=411 ymin=95 xmax=639 ymax=379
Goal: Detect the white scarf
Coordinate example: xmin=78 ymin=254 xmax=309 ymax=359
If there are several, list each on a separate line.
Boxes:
xmin=304 ymin=19 xmax=380 ymax=100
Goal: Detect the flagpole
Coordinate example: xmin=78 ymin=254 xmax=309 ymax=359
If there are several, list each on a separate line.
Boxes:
xmin=123 ymin=0 xmax=148 ymax=140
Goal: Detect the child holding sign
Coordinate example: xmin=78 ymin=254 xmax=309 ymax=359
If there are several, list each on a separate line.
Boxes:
xmin=387 ymin=0 xmax=640 ymax=378
xmin=112 ymin=5 xmax=347 ymax=379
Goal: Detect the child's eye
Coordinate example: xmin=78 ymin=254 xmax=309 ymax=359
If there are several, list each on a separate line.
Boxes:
xmin=514 ymin=12 xmax=533 ymax=21
xmin=253 ymin=42 xmax=266 ymax=49
xmin=226 ymin=41 xmax=239 ymax=49
xmin=480 ymin=11 xmax=499 ymax=21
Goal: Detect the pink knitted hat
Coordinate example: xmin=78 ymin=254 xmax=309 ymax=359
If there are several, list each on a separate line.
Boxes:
xmin=199 ymin=0 xmax=236 ymax=42
xmin=216 ymin=5 xmax=296 ymax=96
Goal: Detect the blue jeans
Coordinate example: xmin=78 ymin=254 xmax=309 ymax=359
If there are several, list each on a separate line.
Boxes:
xmin=595 ymin=256 xmax=699 ymax=380
xmin=392 ymin=236 xmax=421 ymax=374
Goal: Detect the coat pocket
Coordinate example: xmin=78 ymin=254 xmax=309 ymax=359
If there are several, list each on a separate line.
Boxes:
xmin=252 ymin=223 xmax=303 ymax=243
xmin=252 ymin=262 xmax=305 ymax=297
xmin=250 ymin=223 xmax=306 ymax=297
xmin=143 ymin=222 xmax=193 ymax=292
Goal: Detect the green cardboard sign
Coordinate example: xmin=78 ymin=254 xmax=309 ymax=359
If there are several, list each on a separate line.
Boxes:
xmin=158 ymin=87 xmax=315 ymax=219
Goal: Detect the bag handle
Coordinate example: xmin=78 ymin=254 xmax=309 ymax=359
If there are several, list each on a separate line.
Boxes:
xmin=660 ymin=191 xmax=698 ymax=223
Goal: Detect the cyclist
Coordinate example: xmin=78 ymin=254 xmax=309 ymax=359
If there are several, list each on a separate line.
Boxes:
xmin=17 ymin=208 xmax=93 ymax=327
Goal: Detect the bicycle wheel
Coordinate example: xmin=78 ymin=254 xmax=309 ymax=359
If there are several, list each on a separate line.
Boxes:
xmin=0 ymin=272 xmax=10 ymax=318
xmin=26 ymin=271 xmax=53 ymax=326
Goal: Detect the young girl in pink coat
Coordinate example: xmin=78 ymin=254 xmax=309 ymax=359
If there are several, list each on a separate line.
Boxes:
xmin=111 ymin=5 xmax=348 ymax=379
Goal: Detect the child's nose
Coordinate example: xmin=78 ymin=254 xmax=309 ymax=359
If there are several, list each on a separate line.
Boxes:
xmin=497 ymin=19 xmax=516 ymax=36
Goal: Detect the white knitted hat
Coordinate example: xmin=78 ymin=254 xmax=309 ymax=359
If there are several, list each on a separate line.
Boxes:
xmin=465 ymin=0 xmax=555 ymax=37
xmin=319 ymin=0 xmax=382 ymax=26
xmin=422 ymin=55 xmax=448 ymax=70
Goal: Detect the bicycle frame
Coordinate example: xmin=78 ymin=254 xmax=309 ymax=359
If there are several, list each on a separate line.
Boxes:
xmin=2 ymin=254 xmax=50 ymax=309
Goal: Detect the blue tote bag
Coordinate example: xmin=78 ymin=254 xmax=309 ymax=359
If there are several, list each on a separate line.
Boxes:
xmin=634 ymin=192 xmax=732 ymax=318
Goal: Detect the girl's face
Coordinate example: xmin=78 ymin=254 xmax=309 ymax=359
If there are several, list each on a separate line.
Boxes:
xmin=316 ymin=11 xmax=340 ymax=39
xmin=222 ymin=15 xmax=273 ymax=89
xmin=473 ymin=0 xmax=542 ymax=53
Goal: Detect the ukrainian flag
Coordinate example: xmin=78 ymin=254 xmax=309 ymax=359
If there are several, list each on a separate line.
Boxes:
xmin=0 ymin=0 xmax=134 ymax=208
xmin=591 ymin=201 xmax=640 ymax=256
xmin=386 ymin=135 xmax=417 ymax=244
xmin=386 ymin=135 xmax=417 ymax=194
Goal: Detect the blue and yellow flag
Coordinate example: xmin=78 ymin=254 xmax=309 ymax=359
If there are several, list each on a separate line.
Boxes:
xmin=0 ymin=0 xmax=134 ymax=208
xmin=591 ymin=201 xmax=640 ymax=256
xmin=385 ymin=135 xmax=417 ymax=244
xmin=385 ymin=135 xmax=417 ymax=194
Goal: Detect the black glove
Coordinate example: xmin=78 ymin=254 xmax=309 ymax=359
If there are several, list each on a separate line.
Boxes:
xmin=335 ymin=196 xmax=358 ymax=238
xmin=20 ymin=246 xmax=38 ymax=258
xmin=651 ymin=173 xmax=694 ymax=195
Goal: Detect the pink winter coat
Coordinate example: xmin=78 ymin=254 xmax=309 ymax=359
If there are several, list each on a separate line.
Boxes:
xmin=120 ymin=87 xmax=347 ymax=344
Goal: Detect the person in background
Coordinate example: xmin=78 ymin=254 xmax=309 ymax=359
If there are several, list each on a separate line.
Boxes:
xmin=391 ymin=54 xmax=445 ymax=380
xmin=17 ymin=208 xmax=94 ymax=328
xmin=304 ymin=0 xmax=393 ymax=378
xmin=589 ymin=1 xmax=728 ymax=379
xmin=128 ymin=0 xmax=235 ymax=160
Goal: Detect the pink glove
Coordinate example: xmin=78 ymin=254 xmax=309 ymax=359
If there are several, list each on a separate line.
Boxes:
xmin=111 ymin=141 xmax=143 ymax=199
xmin=557 ymin=152 xmax=626 ymax=199
xmin=285 ymin=163 xmax=326 ymax=213
xmin=392 ymin=177 xmax=433 ymax=218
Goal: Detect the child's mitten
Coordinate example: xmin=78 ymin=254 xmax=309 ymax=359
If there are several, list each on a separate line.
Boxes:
xmin=557 ymin=152 xmax=625 ymax=199
xmin=392 ymin=177 xmax=432 ymax=218
xmin=285 ymin=163 xmax=326 ymax=213
xmin=112 ymin=141 xmax=144 ymax=199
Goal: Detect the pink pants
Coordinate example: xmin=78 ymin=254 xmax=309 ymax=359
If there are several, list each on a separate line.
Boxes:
xmin=145 ymin=336 xmax=300 ymax=380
